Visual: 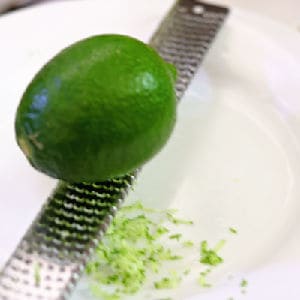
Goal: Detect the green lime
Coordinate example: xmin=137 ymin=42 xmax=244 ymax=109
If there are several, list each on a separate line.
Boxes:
xmin=15 ymin=34 xmax=176 ymax=182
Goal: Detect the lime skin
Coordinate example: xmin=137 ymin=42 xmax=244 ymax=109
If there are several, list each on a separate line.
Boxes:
xmin=15 ymin=34 xmax=177 ymax=182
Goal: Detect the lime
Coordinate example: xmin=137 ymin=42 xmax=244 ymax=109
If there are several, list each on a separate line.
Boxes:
xmin=15 ymin=34 xmax=176 ymax=182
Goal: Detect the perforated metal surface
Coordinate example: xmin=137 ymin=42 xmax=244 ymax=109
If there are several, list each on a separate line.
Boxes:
xmin=0 ymin=174 xmax=136 ymax=300
xmin=0 ymin=1 xmax=228 ymax=299
xmin=151 ymin=0 xmax=228 ymax=100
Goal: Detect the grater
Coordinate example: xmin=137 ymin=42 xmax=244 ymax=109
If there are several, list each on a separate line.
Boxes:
xmin=0 ymin=1 xmax=229 ymax=299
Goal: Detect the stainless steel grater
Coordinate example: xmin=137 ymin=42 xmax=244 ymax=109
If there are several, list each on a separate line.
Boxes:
xmin=0 ymin=1 xmax=229 ymax=299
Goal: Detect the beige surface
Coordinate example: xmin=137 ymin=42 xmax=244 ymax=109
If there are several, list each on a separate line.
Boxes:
xmin=212 ymin=0 xmax=300 ymax=30
xmin=0 ymin=0 xmax=299 ymax=30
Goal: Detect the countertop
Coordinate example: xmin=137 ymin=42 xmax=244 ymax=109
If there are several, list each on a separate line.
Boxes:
xmin=0 ymin=0 xmax=299 ymax=31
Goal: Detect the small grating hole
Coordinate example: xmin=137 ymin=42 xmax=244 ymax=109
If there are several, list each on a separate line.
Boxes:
xmin=177 ymin=5 xmax=188 ymax=13
xmin=24 ymin=259 xmax=32 ymax=265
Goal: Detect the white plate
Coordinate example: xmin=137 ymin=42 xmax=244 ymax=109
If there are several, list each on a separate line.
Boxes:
xmin=1 ymin=1 xmax=300 ymax=299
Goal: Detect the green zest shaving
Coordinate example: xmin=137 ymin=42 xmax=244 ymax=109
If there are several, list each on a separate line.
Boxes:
xmin=89 ymin=283 xmax=121 ymax=300
xmin=182 ymin=240 xmax=194 ymax=247
xmin=240 ymin=279 xmax=248 ymax=288
xmin=166 ymin=212 xmax=194 ymax=225
xmin=240 ymin=278 xmax=248 ymax=294
xmin=183 ymin=269 xmax=191 ymax=275
xmin=154 ymin=272 xmax=182 ymax=289
xmin=200 ymin=240 xmax=226 ymax=266
xmin=169 ymin=233 xmax=182 ymax=241
xmin=85 ymin=200 xmax=236 ymax=298
xmin=229 ymin=227 xmax=238 ymax=234
xmin=34 ymin=263 xmax=41 ymax=287
xmin=198 ymin=271 xmax=211 ymax=288
xmin=197 ymin=268 xmax=212 ymax=287
xmin=198 ymin=239 xmax=226 ymax=288
xmin=86 ymin=201 xmax=193 ymax=299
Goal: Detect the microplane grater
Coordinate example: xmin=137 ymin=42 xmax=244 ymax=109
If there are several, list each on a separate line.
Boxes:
xmin=0 ymin=1 xmax=229 ymax=299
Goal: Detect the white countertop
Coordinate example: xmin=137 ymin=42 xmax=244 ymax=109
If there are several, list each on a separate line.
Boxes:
xmin=0 ymin=0 xmax=299 ymax=31
xmin=213 ymin=0 xmax=300 ymax=29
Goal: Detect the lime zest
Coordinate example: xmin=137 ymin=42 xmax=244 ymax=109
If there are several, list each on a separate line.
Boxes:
xmin=166 ymin=212 xmax=194 ymax=225
xmin=169 ymin=233 xmax=182 ymax=241
xmin=89 ymin=283 xmax=121 ymax=300
xmin=154 ymin=272 xmax=182 ymax=289
xmin=200 ymin=240 xmax=225 ymax=266
xmin=198 ymin=271 xmax=211 ymax=288
xmin=240 ymin=278 xmax=248 ymax=293
xmin=182 ymin=240 xmax=194 ymax=247
xmin=86 ymin=201 xmax=233 ymax=297
xmin=86 ymin=201 xmax=193 ymax=298
xmin=183 ymin=269 xmax=191 ymax=275
xmin=229 ymin=227 xmax=238 ymax=234
xmin=198 ymin=239 xmax=226 ymax=288
xmin=34 ymin=263 xmax=41 ymax=287
xmin=240 ymin=279 xmax=248 ymax=288
xmin=214 ymin=239 xmax=226 ymax=252
xmin=155 ymin=226 xmax=170 ymax=237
